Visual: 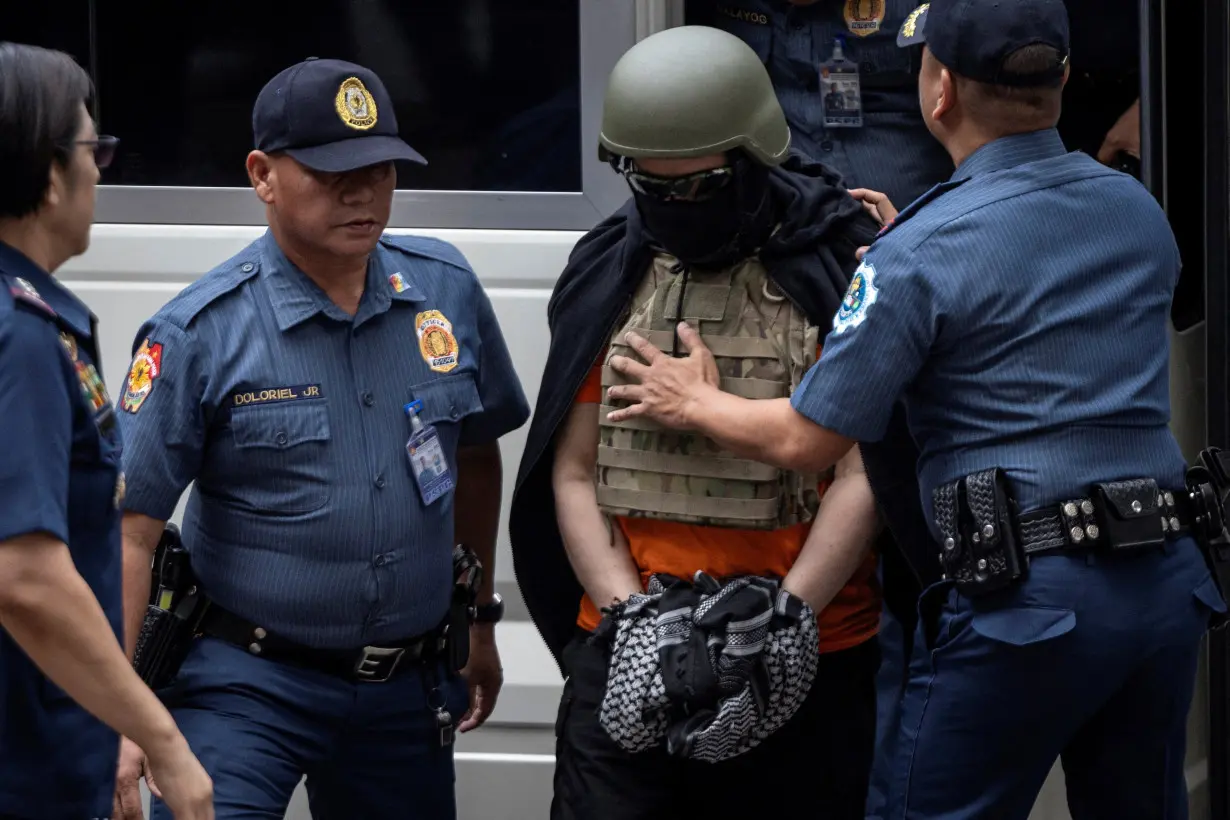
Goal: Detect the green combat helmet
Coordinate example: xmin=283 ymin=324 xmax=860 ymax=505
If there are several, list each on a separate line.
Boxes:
xmin=598 ymin=25 xmax=791 ymax=167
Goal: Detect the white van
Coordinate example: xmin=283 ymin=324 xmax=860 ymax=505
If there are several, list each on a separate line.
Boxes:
xmin=10 ymin=0 xmax=1229 ymax=817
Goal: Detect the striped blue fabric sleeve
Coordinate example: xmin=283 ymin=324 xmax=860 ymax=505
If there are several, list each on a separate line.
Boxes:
xmin=459 ymin=284 xmax=530 ymax=447
xmin=791 ymin=252 xmax=941 ymax=442
xmin=0 ymin=312 xmax=72 ymax=543
xmin=116 ymin=318 xmax=208 ymax=521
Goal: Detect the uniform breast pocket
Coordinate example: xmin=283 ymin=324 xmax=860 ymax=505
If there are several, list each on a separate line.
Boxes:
xmin=850 ymin=1 xmax=914 ymax=90
xmin=408 ymin=376 xmax=484 ymax=436
xmin=229 ymin=402 xmax=332 ymax=514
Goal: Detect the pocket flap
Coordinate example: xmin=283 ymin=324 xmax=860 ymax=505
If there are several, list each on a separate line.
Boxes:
xmin=409 ymin=377 xmax=483 ymax=426
xmin=232 ymin=402 xmax=330 ymax=449
xmin=1096 ymin=478 xmax=1160 ymax=520
xmin=1194 ymin=573 xmax=1229 ymax=614
xmin=970 ymin=606 xmax=1076 ymax=647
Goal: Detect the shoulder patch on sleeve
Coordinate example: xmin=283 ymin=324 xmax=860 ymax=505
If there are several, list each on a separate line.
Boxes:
xmin=3 ymin=275 xmax=56 ymax=318
xmin=832 ymin=260 xmax=879 ymax=335
xmin=156 ymin=247 xmax=262 ymax=328
xmin=379 ymin=233 xmax=474 ymax=273
xmin=120 ymin=337 xmax=164 ymax=414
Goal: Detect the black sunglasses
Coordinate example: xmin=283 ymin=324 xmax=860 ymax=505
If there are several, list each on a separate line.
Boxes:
xmin=69 ymin=135 xmax=120 ymax=169
xmin=612 ymin=157 xmax=734 ymax=203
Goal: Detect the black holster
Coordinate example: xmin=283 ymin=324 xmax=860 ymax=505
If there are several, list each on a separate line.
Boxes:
xmin=132 ymin=525 xmax=210 ymax=690
xmin=1186 ymin=448 xmax=1230 ymax=621
xmin=933 ymin=468 xmax=1027 ymax=597
xmin=447 ymin=543 xmax=483 ymax=673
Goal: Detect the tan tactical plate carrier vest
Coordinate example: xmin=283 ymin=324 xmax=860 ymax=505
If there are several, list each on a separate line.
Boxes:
xmin=596 ymin=254 xmax=826 ymax=530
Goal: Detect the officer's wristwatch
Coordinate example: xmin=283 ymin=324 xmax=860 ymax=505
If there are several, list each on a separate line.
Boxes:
xmin=473 ymin=593 xmax=504 ymax=624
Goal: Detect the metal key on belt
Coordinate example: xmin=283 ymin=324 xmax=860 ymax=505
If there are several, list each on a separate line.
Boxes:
xmin=435 ymin=707 xmax=455 ymax=747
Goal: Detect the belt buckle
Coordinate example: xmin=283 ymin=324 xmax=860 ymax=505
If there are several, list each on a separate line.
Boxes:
xmin=353 ymin=645 xmax=405 ymax=682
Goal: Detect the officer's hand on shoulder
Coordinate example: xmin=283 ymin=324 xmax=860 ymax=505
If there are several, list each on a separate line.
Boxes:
xmin=143 ymin=734 xmax=214 ymax=819
xmin=112 ymin=738 xmax=150 ymax=820
xmin=848 ymin=188 xmax=898 ymax=227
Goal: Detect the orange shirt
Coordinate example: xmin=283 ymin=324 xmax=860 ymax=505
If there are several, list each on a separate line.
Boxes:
xmin=572 ymin=349 xmax=880 ymax=653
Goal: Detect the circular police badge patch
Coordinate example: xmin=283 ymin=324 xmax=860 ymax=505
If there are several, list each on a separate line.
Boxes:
xmin=416 ymin=310 xmax=460 ymax=373
xmin=335 ymin=77 xmax=378 ymax=131
xmin=833 ymin=261 xmax=879 ymax=335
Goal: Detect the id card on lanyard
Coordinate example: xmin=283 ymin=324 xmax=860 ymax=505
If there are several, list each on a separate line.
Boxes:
xmin=820 ymin=36 xmax=863 ymax=128
xmin=404 ymin=400 xmax=454 ymax=505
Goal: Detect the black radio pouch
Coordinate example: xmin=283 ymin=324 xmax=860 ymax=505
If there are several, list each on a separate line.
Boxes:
xmin=1092 ymin=478 xmax=1166 ymax=552
xmin=934 ymin=468 xmax=1027 ymax=597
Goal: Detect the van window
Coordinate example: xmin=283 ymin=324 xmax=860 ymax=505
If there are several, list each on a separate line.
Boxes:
xmin=6 ymin=1 xmax=637 ymax=230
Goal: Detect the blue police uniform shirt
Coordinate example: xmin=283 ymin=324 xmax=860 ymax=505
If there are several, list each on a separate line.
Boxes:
xmin=117 ymin=232 xmax=530 ymax=649
xmin=0 ymin=241 xmax=123 ymax=819
xmin=791 ymin=128 xmax=1187 ymax=524
xmin=703 ymin=0 xmax=954 ymax=205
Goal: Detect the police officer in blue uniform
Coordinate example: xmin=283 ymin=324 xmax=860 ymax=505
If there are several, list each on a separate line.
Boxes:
xmin=600 ymin=0 xmax=1226 ymax=816
xmin=111 ymin=57 xmax=529 ymax=820
xmin=0 ymin=42 xmax=213 ymax=820
xmin=692 ymin=0 xmax=953 ymax=206
xmin=690 ymin=5 xmax=948 ymax=792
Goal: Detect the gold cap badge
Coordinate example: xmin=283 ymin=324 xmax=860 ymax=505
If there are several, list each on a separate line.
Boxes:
xmin=336 ymin=77 xmax=378 ymax=131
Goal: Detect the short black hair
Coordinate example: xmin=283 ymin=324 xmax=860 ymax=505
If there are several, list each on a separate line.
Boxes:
xmin=958 ymin=44 xmax=1066 ymax=134
xmin=0 ymin=42 xmax=93 ymax=220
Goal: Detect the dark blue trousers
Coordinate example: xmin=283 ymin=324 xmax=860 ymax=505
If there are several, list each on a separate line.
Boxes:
xmin=866 ymin=598 xmax=909 ymax=820
xmin=150 ymin=637 xmax=469 ymax=820
xmin=875 ymin=537 xmax=1224 ymax=820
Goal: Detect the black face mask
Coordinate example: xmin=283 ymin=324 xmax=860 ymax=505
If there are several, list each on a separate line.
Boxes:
xmin=632 ymin=160 xmax=775 ymax=270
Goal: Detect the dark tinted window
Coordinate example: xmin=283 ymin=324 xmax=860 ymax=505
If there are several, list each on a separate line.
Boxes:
xmin=6 ymin=1 xmax=581 ymax=192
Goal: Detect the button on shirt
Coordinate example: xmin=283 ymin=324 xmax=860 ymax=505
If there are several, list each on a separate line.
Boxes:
xmin=117 ymin=232 xmax=530 ymax=648
xmin=790 ymin=129 xmax=1187 ymax=525
xmin=0 ymin=241 xmax=123 ymax=819
xmin=704 ymin=0 xmax=954 ymax=205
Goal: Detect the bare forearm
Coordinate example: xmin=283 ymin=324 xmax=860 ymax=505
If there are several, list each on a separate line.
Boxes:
xmin=680 ymin=389 xmax=852 ymax=473
xmin=0 ymin=541 xmax=180 ymax=755
xmin=783 ymin=457 xmax=880 ymax=613
xmin=454 ymin=444 xmax=503 ymax=604
xmin=554 ymin=477 xmax=642 ymax=609
xmin=120 ymin=514 xmax=163 ymax=659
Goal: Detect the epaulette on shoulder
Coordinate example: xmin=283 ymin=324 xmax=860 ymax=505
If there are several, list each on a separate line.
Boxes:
xmin=3 ymin=275 xmax=56 ymax=318
xmin=380 ymin=233 xmax=473 ymax=273
xmin=156 ymin=249 xmax=263 ymax=328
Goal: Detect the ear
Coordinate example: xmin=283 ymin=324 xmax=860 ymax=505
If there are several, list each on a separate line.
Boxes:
xmin=1060 ymin=60 xmax=1071 ymax=89
xmin=44 ymin=161 xmax=66 ymax=210
xmin=246 ymin=150 xmax=276 ymax=205
xmin=935 ymin=67 xmax=957 ymax=120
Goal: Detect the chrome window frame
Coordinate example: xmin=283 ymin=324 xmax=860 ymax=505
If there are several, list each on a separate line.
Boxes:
xmin=94 ymin=1 xmax=663 ymax=231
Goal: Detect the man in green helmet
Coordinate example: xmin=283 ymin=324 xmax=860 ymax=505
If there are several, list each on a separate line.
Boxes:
xmin=510 ymin=25 xmax=932 ymax=820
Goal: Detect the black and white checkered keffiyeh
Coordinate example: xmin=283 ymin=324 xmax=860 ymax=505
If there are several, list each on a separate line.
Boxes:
xmin=596 ymin=572 xmax=819 ymax=763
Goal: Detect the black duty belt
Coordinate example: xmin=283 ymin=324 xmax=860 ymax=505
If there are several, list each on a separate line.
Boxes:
xmin=1016 ymin=485 xmax=1195 ymax=555
xmin=934 ymin=471 xmax=1195 ymax=597
xmin=198 ymin=605 xmax=447 ymax=683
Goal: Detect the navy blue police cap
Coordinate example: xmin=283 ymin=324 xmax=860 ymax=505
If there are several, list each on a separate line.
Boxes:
xmin=253 ymin=57 xmax=426 ymax=173
xmin=897 ymin=0 xmax=1070 ymax=87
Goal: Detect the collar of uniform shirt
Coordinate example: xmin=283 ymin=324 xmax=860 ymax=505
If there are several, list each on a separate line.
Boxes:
xmin=950 ymin=127 xmax=1067 ymax=183
xmin=258 ymin=231 xmax=424 ymax=331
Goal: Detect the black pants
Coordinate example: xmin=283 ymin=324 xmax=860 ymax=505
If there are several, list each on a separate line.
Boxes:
xmin=550 ymin=632 xmax=879 ymax=820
